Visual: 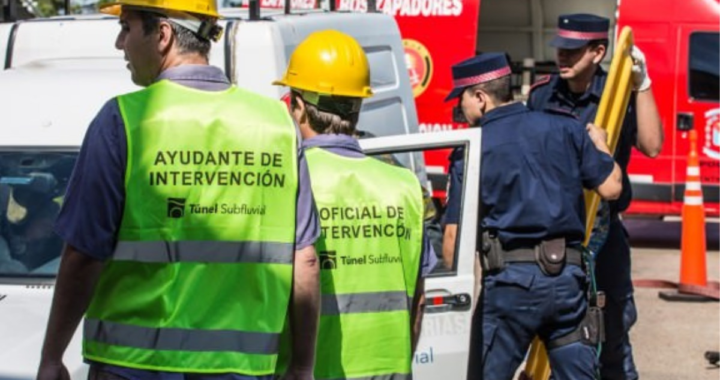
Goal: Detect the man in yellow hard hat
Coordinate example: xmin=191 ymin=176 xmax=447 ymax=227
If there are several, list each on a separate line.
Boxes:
xmin=273 ymin=30 xmax=437 ymax=380
xmin=36 ymin=1 xmax=320 ymax=380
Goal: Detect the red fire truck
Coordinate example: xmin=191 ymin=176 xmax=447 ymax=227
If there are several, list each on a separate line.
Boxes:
xmin=257 ymin=0 xmax=719 ymax=217
xmin=335 ymin=0 xmax=720 ymax=217
xmin=617 ymin=0 xmax=719 ymax=217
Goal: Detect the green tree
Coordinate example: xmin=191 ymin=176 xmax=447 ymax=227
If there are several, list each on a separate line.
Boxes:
xmin=25 ymin=0 xmax=96 ymax=17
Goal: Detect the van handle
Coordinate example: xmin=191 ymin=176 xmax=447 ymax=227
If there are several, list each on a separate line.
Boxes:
xmin=425 ymin=293 xmax=472 ymax=313
xmin=677 ymin=112 xmax=694 ymax=131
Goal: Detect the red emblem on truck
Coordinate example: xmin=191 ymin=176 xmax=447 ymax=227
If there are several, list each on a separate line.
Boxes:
xmin=403 ymin=39 xmax=433 ymax=98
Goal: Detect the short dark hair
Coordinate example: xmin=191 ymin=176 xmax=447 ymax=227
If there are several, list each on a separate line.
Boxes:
xmin=587 ymin=39 xmax=609 ymax=63
xmin=137 ymin=10 xmax=211 ymax=59
xmin=468 ymin=75 xmax=513 ymax=104
xmin=291 ymin=91 xmax=360 ymax=135
xmin=588 ymin=39 xmax=610 ymax=49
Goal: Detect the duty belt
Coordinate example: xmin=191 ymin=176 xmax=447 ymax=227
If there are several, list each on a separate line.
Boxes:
xmin=480 ymin=232 xmax=605 ymax=349
xmin=480 ymin=232 xmax=584 ymax=276
xmin=502 ymin=247 xmax=583 ymax=267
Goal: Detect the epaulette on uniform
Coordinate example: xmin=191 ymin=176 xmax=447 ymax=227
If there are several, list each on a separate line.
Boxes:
xmin=529 ymin=75 xmax=551 ymax=92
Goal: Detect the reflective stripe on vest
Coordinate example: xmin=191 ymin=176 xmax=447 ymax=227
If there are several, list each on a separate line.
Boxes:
xmin=303 ymin=147 xmax=424 ymax=380
xmin=114 ymin=240 xmax=294 ymax=264
xmin=84 ymin=80 xmax=298 ymax=375
xmin=84 ymin=319 xmax=280 ymax=354
xmin=321 ymin=291 xmax=410 ymax=315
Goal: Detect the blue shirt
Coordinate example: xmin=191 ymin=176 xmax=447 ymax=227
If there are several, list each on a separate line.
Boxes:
xmin=442 ymin=146 xmax=464 ymax=228
xmin=302 ymin=134 xmax=438 ymax=276
xmin=527 ymin=68 xmax=638 ymax=215
xmin=444 ymin=103 xmax=615 ymax=249
xmin=55 ymin=65 xmax=319 ymax=380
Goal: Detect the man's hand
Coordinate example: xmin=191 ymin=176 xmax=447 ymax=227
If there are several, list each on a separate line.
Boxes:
xmin=586 ymin=123 xmax=610 ymax=153
xmin=36 ymin=360 xmax=70 ymax=380
xmin=280 ymin=367 xmax=314 ymax=380
xmin=631 ymin=45 xmax=652 ymax=92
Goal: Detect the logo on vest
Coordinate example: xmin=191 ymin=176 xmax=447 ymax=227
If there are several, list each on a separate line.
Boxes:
xmin=340 ymin=254 xmax=403 ymax=266
xmin=167 ymin=198 xmax=186 ymax=218
xmin=319 ymin=251 xmax=402 ymax=270
xmin=319 ymin=251 xmax=337 ymax=270
xmin=167 ymin=201 xmax=268 ymax=217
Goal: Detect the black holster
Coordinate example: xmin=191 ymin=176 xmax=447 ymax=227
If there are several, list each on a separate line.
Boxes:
xmin=480 ymin=230 xmax=505 ymax=272
xmin=548 ymin=292 xmax=606 ymax=349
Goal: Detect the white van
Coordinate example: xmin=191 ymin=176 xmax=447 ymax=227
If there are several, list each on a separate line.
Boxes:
xmin=0 ymin=8 xmax=481 ymax=380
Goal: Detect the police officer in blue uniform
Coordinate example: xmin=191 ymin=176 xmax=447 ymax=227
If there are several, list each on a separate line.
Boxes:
xmin=527 ymin=14 xmax=663 ymax=380
xmin=442 ymin=52 xmax=623 ymax=380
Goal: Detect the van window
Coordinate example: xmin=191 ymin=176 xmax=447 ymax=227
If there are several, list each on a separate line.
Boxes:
xmin=689 ymin=32 xmax=720 ymax=101
xmin=0 ymin=152 xmax=76 ymax=279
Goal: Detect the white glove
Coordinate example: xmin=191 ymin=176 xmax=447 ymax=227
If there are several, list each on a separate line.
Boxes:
xmin=631 ymin=45 xmax=651 ymax=92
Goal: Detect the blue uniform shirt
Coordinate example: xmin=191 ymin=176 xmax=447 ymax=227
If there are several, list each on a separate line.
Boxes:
xmin=444 ymin=103 xmax=615 ymax=249
xmin=302 ymin=134 xmax=438 ymax=276
xmin=55 ymin=65 xmax=320 ymax=380
xmin=527 ymin=68 xmax=638 ymax=215
xmin=442 ymin=146 xmax=464 ymax=228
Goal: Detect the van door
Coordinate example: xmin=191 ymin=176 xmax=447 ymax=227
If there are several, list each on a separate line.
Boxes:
xmin=359 ymin=128 xmax=481 ymax=380
xmin=0 ymin=151 xmax=87 ymax=379
xmin=675 ymin=27 xmax=720 ymax=214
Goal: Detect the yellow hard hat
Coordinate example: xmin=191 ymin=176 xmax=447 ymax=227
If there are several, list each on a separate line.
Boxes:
xmin=99 ymin=0 xmax=220 ymax=19
xmin=273 ymin=30 xmax=373 ymax=98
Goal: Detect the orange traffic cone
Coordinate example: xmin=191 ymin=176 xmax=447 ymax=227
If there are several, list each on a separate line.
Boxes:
xmin=679 ymin=130 xmax=707 ymax=287
xmin=658 ymin=130 xmax=719 ymax=301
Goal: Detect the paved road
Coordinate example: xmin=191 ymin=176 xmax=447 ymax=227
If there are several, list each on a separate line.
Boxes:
xmin=625 ymin=219 xmax=719 ymax=380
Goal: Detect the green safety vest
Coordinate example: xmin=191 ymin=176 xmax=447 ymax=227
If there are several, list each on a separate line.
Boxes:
xmin=83 ymin=80 xmax=298 ymax=375
xmin=306 ymin=147 xmax=424 ymax=380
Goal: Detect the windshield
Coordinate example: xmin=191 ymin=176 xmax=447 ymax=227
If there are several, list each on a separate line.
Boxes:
xmin=0 ymin=151 xmax=76 ymax=279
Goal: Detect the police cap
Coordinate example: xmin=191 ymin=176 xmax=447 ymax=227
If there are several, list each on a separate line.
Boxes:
xmin=550 ymin=14 xmax=610 ymax=49
xmin=445 ymin=52 xmax=511 ymax=102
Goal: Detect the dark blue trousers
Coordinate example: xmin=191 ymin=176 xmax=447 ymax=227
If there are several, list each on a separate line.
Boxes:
xmin=476 ymin=263 xmax=597 ymax=380
xmin=594 ymin=220 xmax=639 ymax=380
